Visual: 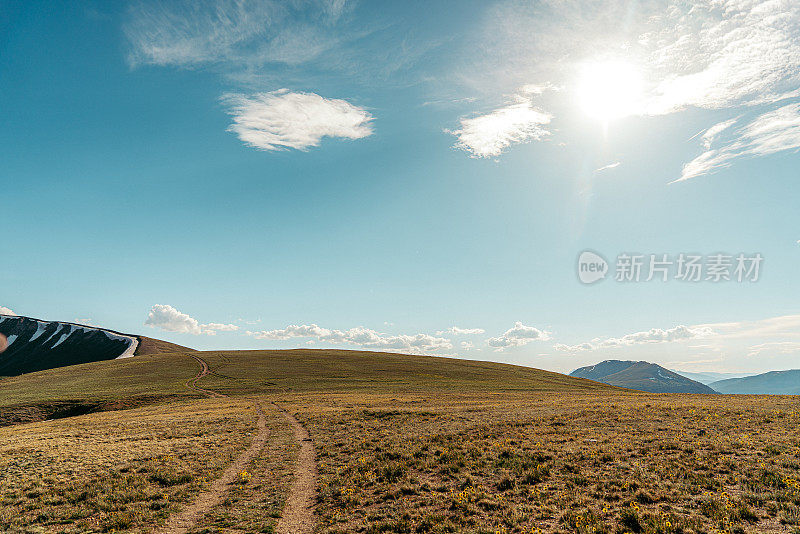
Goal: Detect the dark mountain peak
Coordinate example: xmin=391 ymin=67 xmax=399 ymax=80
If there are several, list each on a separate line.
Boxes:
xmin=0 ymin=315 xmax=192 ymax=376
xmin=571 ymin=359 xmax=715 ymax=394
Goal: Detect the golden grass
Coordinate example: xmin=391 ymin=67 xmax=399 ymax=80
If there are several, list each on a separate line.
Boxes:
xmin=287 ymin=391 xmax=800 ymax=534
xmin=0 ymin=398 xmax=259 ymax=532
xmin=1 ymin=350 xmax=798 ymax=533
xmin=190 ymin=405 xmax=297 ymax=534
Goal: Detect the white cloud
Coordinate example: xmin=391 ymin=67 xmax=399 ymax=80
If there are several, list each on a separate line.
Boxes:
xmin=124 ymin=0 xmax=351 ymax=68
xmin=0 ymin=306 xmax=16 ymax=316
xmin=246 ymin=323 xmax=452 ymax=353
xmin=436 ymin=326 xmax=485 ymax=335
xmin=555 ymin=324 xmax=713 ymax=352
xmin=700 ymin=119 xmax=738 ymax=149
xmin=204 ymin=323 xmax=240 ymax=332
xmin=222 ymin=90 xmax=374 ymax=151
xmin=486 ymin=321 xmax=551 ymax=350
xmin=144 ymin=304 xmax=238 ymax=336
xmin=678 ymin=103 xmax=800 ymax=181
xmin=595 ymin=161 xmax=620 ymax=172
xmin=481 ymin=0 xmax=800 ymax=112
xmin=460 ymin=341 xmax=474 ymax=350
xmin=468 ymin=0 xmax=800 ymax=172
xmin=697 ymin=314 xmax=800 ymax=340
xmin=641 ymin=0 xmax=800 ymax=115
xmin=449 ymin=93 xmax=551 ymax=158
xmin=747 ymin=341 xmax=800 ymax=358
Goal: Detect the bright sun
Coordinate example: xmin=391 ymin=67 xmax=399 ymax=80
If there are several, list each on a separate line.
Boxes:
xmin=576 ymin=61 xmax=644 ymax=121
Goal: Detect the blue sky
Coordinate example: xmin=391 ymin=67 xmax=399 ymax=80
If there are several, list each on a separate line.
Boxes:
xmin=2 ymin=0 xmax=799 ymax=373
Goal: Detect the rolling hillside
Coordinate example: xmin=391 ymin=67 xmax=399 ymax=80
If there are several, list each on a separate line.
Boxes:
xmin=709 ymin=369 xmax=800 ymax=394
xmin=0 ymin=348 xmax=620 ymax=425
xmin=571 ymin=360 xmax=716 ymax=393
xmin=1 ymin=348 xmax=797 ymax=534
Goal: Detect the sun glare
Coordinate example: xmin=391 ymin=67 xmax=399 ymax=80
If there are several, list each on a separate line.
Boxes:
xmin=576 ymin=61 xmax=644 ymax=121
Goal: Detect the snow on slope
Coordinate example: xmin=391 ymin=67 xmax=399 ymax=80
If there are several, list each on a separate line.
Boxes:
xmin=0 ymin=315 xmax=139 ymax=375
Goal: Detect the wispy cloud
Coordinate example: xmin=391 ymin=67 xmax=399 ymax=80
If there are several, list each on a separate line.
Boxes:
xmin=486 ymin=321 xmax=551 ymax=351
xmin=677 ymin=103 xmax=800 ymax=181
xmin=642 ymin=0 xmax=800 ymax=115
xmin=144 ymin=304 xmax=239 ymax=336
xmin=697 ymin=314 xmax=800 ymax=340
xmin=448 ymin=93 xmax=551 ymax=158
xmin=459 ymin=0 xmax=800 ymax=172
xmin=123 ymin=0 xmax=441 ymax=87
xmin=222 ymin=90 xmax=373 ymax=151
xmin=554 ymin=324 xmax=713 ymax=352
xmin=124 ymin=0 xmax=352 ymax=69
xmin=747 ymin=341 xmax=800 ymax=358
xmin=595 ymin=161 xmax=620 ymax=172
xmin=436 ymin=326 xmax=485 ymax=336
xmin=246 ymin=323 xmax=452 ymax=353
xmin=479 ymin=0 xmax=800 ymax=112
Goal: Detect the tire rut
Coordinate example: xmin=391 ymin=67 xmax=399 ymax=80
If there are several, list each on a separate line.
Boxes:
xmin=154 ymin=403 xmax=269 ymax=534
xmin=185 ymin=354 xmax=226 ymax=398
xmin=156 ymin=356 xmax=317 ymax=534
xmin=274 ymin=403 xmax=318 ymax=534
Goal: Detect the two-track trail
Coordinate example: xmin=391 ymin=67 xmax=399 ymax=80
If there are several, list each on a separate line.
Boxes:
xmin=184 ymin=354 xmax=226 ymax=398
xmin=274 ymin=403 xmax=318 ymax=534
xmin=155 ymin=404 xmax=269 ymax=534
xmin=154 ymin=353 xmax=316 ymax=534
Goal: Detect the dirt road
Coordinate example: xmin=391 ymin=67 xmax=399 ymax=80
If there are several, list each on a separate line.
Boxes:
xmin=154 ymin=354 xmax=316 ymax=533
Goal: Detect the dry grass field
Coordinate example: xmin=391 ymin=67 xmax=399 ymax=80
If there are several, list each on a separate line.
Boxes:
xmin=289 ymin=391 xmax=800 ymax=534
xmin=0 ymin=397 xmax=293 ymax=533
xmin=0 ymin=349 xmax=798 ymax=533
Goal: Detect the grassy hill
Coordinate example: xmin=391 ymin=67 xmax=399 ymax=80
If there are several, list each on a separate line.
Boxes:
xmin=134 ymin=335 xmax=194 ymax=356
xmin=0 ymin=349 xmax=614 ymax=419
xmin=2 ymin=349 xmax=798 ymax=534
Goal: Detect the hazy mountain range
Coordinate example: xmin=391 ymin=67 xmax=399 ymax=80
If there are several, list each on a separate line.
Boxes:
xmin=708 ymin=370 xmax=800 ymax=395
xmin=669 ymin=370 xmax=757 ymax=385
xmin=572 ymin=360 xmax=799 ymax=395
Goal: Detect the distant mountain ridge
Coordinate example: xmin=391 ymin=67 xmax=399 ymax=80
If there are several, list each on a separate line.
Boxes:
xmin=0 ymin=315 xmax=192 ymax=376
xmin=670 ymin=370 xmax=756 ymax=385
xmin=570 ymin=360 xmax=716 ymax=394
xmin=709 ymin=370 xmax=800 ymax=394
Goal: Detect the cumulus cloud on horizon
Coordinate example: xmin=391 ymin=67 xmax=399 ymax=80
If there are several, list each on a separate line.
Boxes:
xmin=436 ymin=326 xmax=486 ymax=336
xmin=554 ymin=324 xmax=714 ymax=352
xmin=0 ymin=306 xmax=16 ymax=316
xmin=144 ymin=304 xmax=239 ymax=336
xmin=222 ymin=90 xmax=374 ymax=151
xmin=486 ymin=321 xmax=551 ymax=350
xmin=246 ymin=323 xmax=452 ymax=353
